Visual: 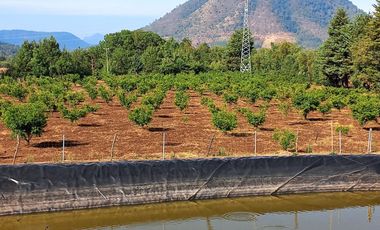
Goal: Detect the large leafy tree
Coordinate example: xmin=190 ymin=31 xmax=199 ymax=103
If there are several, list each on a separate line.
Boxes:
xmin=351 ymin=1 xmax=380 ymax=90
xmin=10 ymin=41 xmax=36 ymax=77
xmin=30 ymin=37 xmax=61 ymax=76
xmin=319 ymin=9 xmax=352 ymax=88
xmin=226 ymin=29 xmax=254 ymax=71
xmin=2 ymin=103 xmax=47 ymax=144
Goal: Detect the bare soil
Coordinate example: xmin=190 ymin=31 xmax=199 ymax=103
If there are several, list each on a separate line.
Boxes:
xmin=0 ymin=90 xmax=378 ymax=164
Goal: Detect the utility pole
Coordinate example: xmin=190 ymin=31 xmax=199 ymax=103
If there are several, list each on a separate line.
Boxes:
xmin=105 ymin=48 xmax=110 ymax=75
xmin=240 ymin=0 xmax=252 ymax=73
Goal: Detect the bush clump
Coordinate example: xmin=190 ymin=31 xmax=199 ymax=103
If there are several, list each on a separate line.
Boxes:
xmin=128 ymin=105 xmax=154 ymax=127
xmin=273 ymin=129 xmax=297 ymax=151
xmin=2 ymin=102 xmax=47 ymax=144
xmin=212 ymin=110 xmax=237 ymax=132
xmin=175 ymin=91 xmax=190 ymax=111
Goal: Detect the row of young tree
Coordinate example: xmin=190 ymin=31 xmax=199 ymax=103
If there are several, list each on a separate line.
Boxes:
xmin=4 ymin=2 xmax=379 ymax=92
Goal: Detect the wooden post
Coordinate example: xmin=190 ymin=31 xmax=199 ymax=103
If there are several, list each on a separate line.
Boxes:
xmin=254 ymin=130 xmax=257 ymax=156
xmin=12 ymin=135 xmax=20 ymax=165
xmin=62 ymin=134 xmax=65 ymax=162
xmin=296 ymin=130 xmax=299 ymax=155
xmin=162 ymin=132 xmax=166 ymax=160
xmin=331 ymin=121 xmax=334 ymax=153
xmin=339 ymin=130 xmax=342 ymax=155
xmin=111 ymin=134 xmax=117 ymax=161
xmin=207 ymin=133 xmax=216 ymax=157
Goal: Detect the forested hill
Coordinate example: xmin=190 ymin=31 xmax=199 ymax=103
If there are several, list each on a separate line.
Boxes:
xmin=0 ymin=42 xmax=18 ymax=58
xmin=0 ymin=30 xmax=89 ymax=51
xmin=145 ymin=0 xmax=363 ymax=48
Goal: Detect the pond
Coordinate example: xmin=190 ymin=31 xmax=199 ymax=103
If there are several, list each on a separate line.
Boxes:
xmin=2 ymin=192 xmax=380 ymax=230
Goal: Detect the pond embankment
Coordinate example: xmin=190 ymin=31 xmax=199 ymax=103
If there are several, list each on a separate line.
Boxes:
xmin=1 ymin=155 xmax=380 ymax=216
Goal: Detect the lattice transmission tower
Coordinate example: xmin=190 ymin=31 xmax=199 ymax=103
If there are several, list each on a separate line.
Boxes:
xmin=240 ymin=0 xmax=252 ymax=73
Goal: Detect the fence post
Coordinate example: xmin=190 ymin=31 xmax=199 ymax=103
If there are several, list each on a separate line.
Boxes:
xmin=339 ymin=130 xmax=342 ymax=155
xmin=12 ymin=135 xmax=20 ymax=165
xmin=296 ymin=130 xmax=299 ymax=155
xmin=62 ymin=134 xmax=65 ymax=162
xmin=368 ymin=128 xmax=373 ymax=154
xmin=254 ymin=130 xmax=257 ymax=156
xmin=331 ymin=121 xmax=334 ymax=153
xmin=111 ymin=134 xmax=117 ymax=161
xmin=162 ymin=132 xmax=166 ymax=160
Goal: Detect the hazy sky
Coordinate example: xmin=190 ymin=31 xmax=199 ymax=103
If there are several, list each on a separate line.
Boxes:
xmin=0 ymin=0 xmax=376 ymax=38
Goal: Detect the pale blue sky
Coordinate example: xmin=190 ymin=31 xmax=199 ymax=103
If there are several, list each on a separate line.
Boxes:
xmin=0 ymin=0 xmax=375 ymax=38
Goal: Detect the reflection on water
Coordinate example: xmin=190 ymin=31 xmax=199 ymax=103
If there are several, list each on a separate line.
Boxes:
xmin=1 ymin=192 xmax=380 ymax=230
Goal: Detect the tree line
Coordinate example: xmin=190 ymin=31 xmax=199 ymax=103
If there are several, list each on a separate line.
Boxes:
xmin=5 ymin=1 xmax=380 ymax=92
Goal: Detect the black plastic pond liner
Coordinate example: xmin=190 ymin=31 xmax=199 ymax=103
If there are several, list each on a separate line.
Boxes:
xmin=1 ymin=155 xmax=380 ymax=216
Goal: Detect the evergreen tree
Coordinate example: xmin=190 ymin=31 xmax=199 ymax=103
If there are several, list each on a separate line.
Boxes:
xmin=320 ymin=9 xmax=352 ymax=87
xmin=30 ymin=37 xmax=61 ymax=76
xmin=352 ymin=1 xmax=380 ymax=90
xmin=10 ymin=41 xmax=36 ymax=77
xmin=226 ymin=29 xmax=254 ymax=71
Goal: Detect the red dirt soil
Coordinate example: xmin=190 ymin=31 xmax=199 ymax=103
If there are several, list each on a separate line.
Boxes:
xmin=0 ymin=90 xmax=379 ymax=164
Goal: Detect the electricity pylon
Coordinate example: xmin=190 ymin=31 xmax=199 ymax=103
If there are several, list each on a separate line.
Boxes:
xmin=240 ymin=0 xmax=252 ymax=73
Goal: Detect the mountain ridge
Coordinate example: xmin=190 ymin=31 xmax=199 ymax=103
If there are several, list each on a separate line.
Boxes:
xmin=144 ymin=0 xmax=363 ymax=48
xmin=0 ymin=30 xmax=90 ymax=51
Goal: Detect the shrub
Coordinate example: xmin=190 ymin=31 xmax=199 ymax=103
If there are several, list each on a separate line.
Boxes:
xmin=64 ymin=91 xmax=85 ymax=107
xmin=175 ymin=91 xmax=190 ymax=111
xmin=330 ymin=95 xmax=346 ymax=110
xmin=350 ymin=96 xmax=380 ymax=125
xmin=128 ymin=105 xmax=154 ymax=127
xmin=59 ymin=104 xmax=99 ymax=123
xmin=98 ymin=85 xmax=113 ymax=104
xmin=212 ymin=110 xmax=237 ymax=132
xmin=278 ymin=101 xmax=292 ymax=117
xmin=292 ymin=91 xmax=320 ymax=119
xmin=118 ymin=91 xmax=138 ymax=110
xmin=318 ymin=101 xmax=333 ymax=116
xmin=239 ymin=107 xmax=266 ymax=129
xmin=84 ymin=84 xmax=98 ymax=100
xmin=223 ymin=92 xmax=238 ymax=104
xmin=273 ymin=129 xmax=297 ymax=151
xmin=335 ymin=125 xmax=351 ymax=136
xmin=2 ymin=102 xmax=47 ymax=144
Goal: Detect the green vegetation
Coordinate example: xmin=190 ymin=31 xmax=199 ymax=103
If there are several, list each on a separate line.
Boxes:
xmin=175 ymin=91 xmax=190 ymax=111
xmin=2 ymin=103 xmax=47 ymax=144
xmin=273 ymin=129 xmax=297 ymax=151
xmin=212 ymin=110 xmax=238 ymax=132
xmin=128 ymin=105 xmax=154 ymax=127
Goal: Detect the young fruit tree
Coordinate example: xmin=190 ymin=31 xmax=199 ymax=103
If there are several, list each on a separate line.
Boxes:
xmin=212 ymin=110 xmax=238 ymax=133
xmin=2 ymin=103 xmax=47 ymax=144
xmin=175 ymin=91 xmax=190 ymax=111
xmin=273 ymin=129 xmax=297 ymax=152
xmin=128 ymin=105 xmax=154 ymax=127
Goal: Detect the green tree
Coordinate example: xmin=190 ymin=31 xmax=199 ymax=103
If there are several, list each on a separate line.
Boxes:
xmin=10 ymin=41 xmax=36 ymax=77
xmin=351 ymin=2 xmax=380 ymax=90
xmin=2 ymin=103 xmax=47 ymax=144
xmin=30 ymin=37 xmax=61 ymax=76
xmin=226 ymin=29 xmax=254 ymax=71
xmin=319 ymin=9 xmax=352 ymax=87
xmin=273 ymin=129 xmax=297 ymax=151
xmin=212 ymin=110 xmax=238 ymax=132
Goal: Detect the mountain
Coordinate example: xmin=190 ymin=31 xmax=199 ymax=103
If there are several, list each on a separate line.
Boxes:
xmin=83 ymin=33 xmax=104 ymax=45
xmin=0 ymin=42 xmax=19 ymax=58
xmin=0 ymin=30 xmax=90 ymax=51
xmin=144 ymin=0 xmax=363 ymax=48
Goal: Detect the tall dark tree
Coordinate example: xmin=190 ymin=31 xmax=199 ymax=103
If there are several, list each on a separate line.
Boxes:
xmin=30 ymin=37 xmax=61 ymax=76
xmin=352 ymin=1 xmax=380 ymax=90
xmin=319 ymin=9 xmax=352 ymax=87
xmin=10 ymin=41 xmax=36 ymax=77
xmin=226 ymin=29 xmax=254 ymax=71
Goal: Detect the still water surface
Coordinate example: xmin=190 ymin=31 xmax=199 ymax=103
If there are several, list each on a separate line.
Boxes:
xmin=2 ymin=192 xmax=380 ymax=230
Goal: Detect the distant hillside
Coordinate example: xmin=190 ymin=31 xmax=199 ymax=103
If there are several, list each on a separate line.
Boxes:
xmin=0 ymin=30 xmax=90 ymax=51
xmin=0 ymin=42 xmax=18 ymax=58
xmin=145 ymin=0 xmax=363 ymax=48
xmin=83 ymin=33 xmax=104 ymax=45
